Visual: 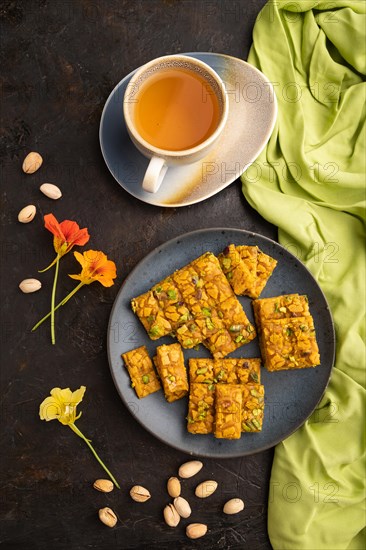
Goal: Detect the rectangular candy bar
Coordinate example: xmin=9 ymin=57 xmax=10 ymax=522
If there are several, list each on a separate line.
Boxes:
xmin=260 ymin=316 xmax=320 ymax=371
xmin=213 ymin=358 xmax=238 ymax=384
xmin=236 ymin=245 xmax=258 ymax=288
xmin=171 ymin=263 xmax=206 ymax=349
xmin=189 ymin=358 xmax=215 ymax=385
xmin=219 ymin=296 xmax=256 ymax=348
xmin=193 ymin=253 xmax=236 ymax=306
xmin=189 ymin=253 xmax=238 ymax=357
xmin=152 ymin=278 xmax=191 ymax=333
xmin=241 ymin=383 xmax=265 ymax=432
xmin=205 ymin=328 xmax=237 ymax=359
xmin=234 ymin=358 xmax=262 ymax=385
xmin=219 ymin=244 xmax=277 ymax=299
xmin=122 ymin=345 xmax=161 ymax=399
xmin=214 ymin=384 xmax=242 ymax=439
xmin=154 ymin=343 xmax=188 ymax=402
xmin=131 ymin=291 xmax=173 ymax=340
xmin=251 ymin=249 xmax=277 ymax=298
xmin=252 ymin=294 xmax=310 ymax=329
xmin=176 ymin=321 xmax=204 ymax=349
xmin=192 ymin=252 xmax=224 ymax=282
xmin=187 ymin=383 xmax=215 ymax=434
xmin=218 ymin=244 xmax=257 ymax=296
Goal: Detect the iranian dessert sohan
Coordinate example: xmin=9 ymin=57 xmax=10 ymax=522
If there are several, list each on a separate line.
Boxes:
xmin=187 ymin=357 xmax=265 ymax=437
xmin=252 ymin=294 xmax=320 ymax=371
xmin=131 ymin=252 xmax=256 ymax=358
xmin=122 ymin=249 xmax=322 ymax=441
xmin=218 ymin=244 xmax=277 ymax=298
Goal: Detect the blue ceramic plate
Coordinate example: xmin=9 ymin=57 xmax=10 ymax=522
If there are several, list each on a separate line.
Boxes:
xmin=107 ymin=229 xmax=335 ymax=458
xmin=99 ymin=52 xmax=277 ymax=207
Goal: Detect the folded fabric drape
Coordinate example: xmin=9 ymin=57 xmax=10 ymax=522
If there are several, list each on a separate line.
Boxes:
xmin=241 ymin=2 xmax=366 ymax=548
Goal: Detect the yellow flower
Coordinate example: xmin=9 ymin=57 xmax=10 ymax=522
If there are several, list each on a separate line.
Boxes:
xmin=39 ymin=386 xmax=86 ymax=425
xmin=39 ymin=386 xmax=120 ymax=489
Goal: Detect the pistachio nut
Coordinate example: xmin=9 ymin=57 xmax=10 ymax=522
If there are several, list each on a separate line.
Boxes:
xmin=130 ymin=485 xmax=151 ymax=502
xmin=223 ymin=498 xmax=245 ymax=515
xmin=178 ymin=460 xmax=203 ymax=479
xmin=40 ymin=183 xmax=62 ymax=200
xmin=19 ymin=278 xmax=42 ymax=293
xmin=186 ymin=523 xmax=207 ymax=539
xmin=167 ymin=477 xmax=181 ymax=498
xmin=18 ymin=204 xmax=36 ymax=223
xmin=98 ymin=507 xmax=117 ymax=528
xmin=163 ymin=503 xmax=180 ymax=527
xmin=195 ymin=480 xmax=218 ymax=498
xmin=22 ymin=151 xmax=43 ymax=174
xmin=173 ymin=496 xmax=191 ymax=518
xmin=93 ymin=479 xmax=114 ymax=493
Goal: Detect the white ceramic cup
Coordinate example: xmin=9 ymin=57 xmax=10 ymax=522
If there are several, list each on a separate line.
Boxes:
xmin=123 ymin=55 xmax=229 ymax=193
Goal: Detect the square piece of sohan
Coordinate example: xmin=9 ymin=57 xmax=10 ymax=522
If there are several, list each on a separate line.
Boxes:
xmin=122 ymin=345 xmax=161 ymax=399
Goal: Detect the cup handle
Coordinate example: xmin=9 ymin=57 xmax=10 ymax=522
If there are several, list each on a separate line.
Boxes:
xmin=142 ymin=156 xmax=168 ymax=193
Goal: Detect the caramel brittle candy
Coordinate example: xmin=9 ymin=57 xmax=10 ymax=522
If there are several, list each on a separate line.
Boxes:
xmin=261 ymin=316 xmax=320 ymax=371
xmin=152 ymin=278 xmax=191 ymax=333
xmin=215 ymin=384 xmax=242 ymax=440
xmin=253 ymin=294 xmax=310 ymax=330
xmin=241 ymin=383 xmax=265 ymax=432
xmin=187 ymin=383 xmax=215 ymax=434
xmin=131 ymin=291 xmax=173 ymax=340
xmin=218 ymin=244 xmax=257 ymax=295
xmin=154 ymin=343 xmax=188 ymax=402
xmin=122 ymin=346 xmax=161 ymax=398
xmin=219 ymin=244 xmax=277 ymax=298
xmin=251 ymin=249 xmax=277 ymax=298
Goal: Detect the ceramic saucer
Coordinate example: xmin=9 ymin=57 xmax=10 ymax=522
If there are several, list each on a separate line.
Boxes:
xmin=99 ymin=52 xmax=277 ymax=207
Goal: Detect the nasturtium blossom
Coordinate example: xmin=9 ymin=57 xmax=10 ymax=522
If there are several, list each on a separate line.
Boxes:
xmin=40 ymin=386 xmax=86 ymax=425
xmin=69 ymin=250 xmax=117 ymax=287
xmin=40 ymin=214 xmax=90 ymax=345
xmin=32 ymin=248 xmax=117 ymax=335
xmin=39 ymin=386 xmax=120 ymax=488
xmin=44 ymin=213 xmax=90 ymax=258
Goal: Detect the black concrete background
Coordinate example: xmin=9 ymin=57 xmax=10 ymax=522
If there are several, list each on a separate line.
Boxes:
xmin=0 ymin=1 xmax=277 ymax=549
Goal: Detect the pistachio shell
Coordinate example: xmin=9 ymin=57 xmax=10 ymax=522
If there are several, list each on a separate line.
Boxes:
xmin=173 ymin=496 xmax=191 ymax=518
xmin=223 ymin=498 xmax=245 ymax=514
xmin=93 ymin=479 xmax=114 ymax=493
xmin=98 ymin=507 xmax=117 ymax=528
xmin=195 ymin=480 xmax=218 ymax=498
xmin=186 ymin=523 xmax=207 ymax=539
xmin=130 ymin=485 xmax=151 ymax=502
xmin=19 ymin=278 xmax=42 ymax=293
xmin=178 ymin=460 xmax=203 ymax=479
xmin=22 ymin=152 xmax=43 ymax=174
xmin=18 ymin=204 xmax=36 ymax=223
xmin=40 ymin=183 xmax=62 ymax=200
xmin=167 ymin=477 xmax=181 ymax=498
xmin=163 ymin=503 xmax=180 ymax=527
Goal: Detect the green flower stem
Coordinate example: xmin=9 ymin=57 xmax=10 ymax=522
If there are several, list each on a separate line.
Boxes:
xmin=31 ymin=282 xmax=85 ymax=332
xmin=50 ymin=258 xmax=60 ymax=345
xmin=38 ymin=255 xmax=59 ymax=273
xmin=69 ymin=423 xmax=120 ymax=489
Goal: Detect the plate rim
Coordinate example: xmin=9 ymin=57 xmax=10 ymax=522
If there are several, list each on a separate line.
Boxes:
xmin=107 ymin=227 xmax=335 ymax=458
xmin=99 ymin=52 xmax=278 ymax=208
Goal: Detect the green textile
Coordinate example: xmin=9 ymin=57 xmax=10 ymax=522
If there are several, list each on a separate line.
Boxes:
xmin=241 ymin=1 xmax=366 ymax=549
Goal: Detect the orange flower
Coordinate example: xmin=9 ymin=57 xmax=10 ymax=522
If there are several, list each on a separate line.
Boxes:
xmin=69 ymin=250 xmax=117 ymax=287
xmin=39 ymin=213 xmax=90 ymax=345
xmin=32 ymin=249 xmax=117 ymax=335
xmin=44 ymin=213 xmax=90 ymax=258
